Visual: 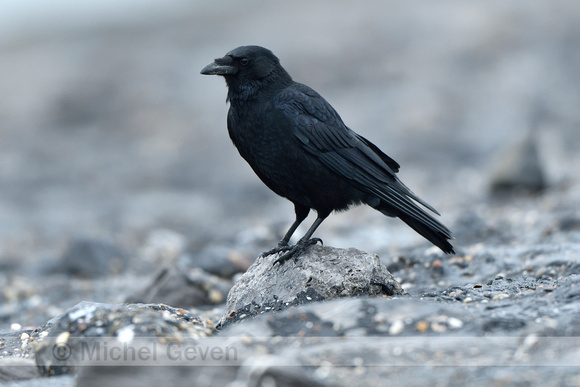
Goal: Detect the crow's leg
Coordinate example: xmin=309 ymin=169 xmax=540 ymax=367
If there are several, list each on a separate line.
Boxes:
xmin=273 ymin=211 xmax=329 ymax=265
xmin=261 ymin=204 xmax=309 ymax=257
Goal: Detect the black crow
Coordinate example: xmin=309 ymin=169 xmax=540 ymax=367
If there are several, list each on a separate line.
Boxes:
xmin=201 ymin=45 xmax=454 ymax=264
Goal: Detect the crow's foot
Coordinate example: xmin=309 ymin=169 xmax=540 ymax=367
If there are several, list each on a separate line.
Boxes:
xmin=260 ymin=240 xmax=292 ymax=258
xmin=272 ymin=238 xmax=322 ymax=266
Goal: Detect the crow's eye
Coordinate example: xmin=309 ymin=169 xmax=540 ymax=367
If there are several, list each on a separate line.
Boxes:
xmin=240 ymin=58 xmax=249 ymax=66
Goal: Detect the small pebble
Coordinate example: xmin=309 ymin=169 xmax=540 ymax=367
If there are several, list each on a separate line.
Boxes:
xmin=208 ymin=289 xmax=224 ymax=304
xmin=541 ymin=317 xmax=558 ymax=329
xmin=492 ymin=293 xmax=510 ymax=301
xmin=20 ymin=333 xmax=30 ymax=341
xmin=117 ymin=326 xmax=135 ymax=343
xmin=10 ymin=323 xmax=22 ymax=331
xmin=463 ymin=297 xmax=473 ymax=304
xmin=416 ymin=321 xmax=429 ymax=332
xmin=431 ymin=322 xmax=447 ymax=333
xmin=389 ymin=320 xmax=404 ymax=335
xmin=132 ymin=316 xmax=145 ymax=324
xmin=448 ymin=317 xmax=464 ymax=329
xmin=432 ymin=260 xmax=442 ymax=269
xmin=56 ymin=332 xmax=70 ymax=345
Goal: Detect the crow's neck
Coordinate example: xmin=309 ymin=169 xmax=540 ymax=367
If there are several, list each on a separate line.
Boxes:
xmin=226 ymin=69 xmax=293 ymax=104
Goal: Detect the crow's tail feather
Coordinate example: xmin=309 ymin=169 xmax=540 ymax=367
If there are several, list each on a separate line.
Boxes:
xmin=375 ymin=200 xmax=455 ymax=254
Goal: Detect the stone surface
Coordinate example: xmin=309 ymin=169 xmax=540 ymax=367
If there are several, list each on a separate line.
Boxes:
xmin=126 ymin=266 xmax=232 ymax=308
xmin=218 ymin=246 xmax=403 ymax=328
xmin=33 ymin=301 xmax=215 ymax=376
xmin=0 ymin=358 xmax=38 ymax=382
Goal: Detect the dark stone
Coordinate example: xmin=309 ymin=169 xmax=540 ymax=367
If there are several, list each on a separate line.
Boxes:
xmin=126 ymin=266 xmax=232 ymax=308
xmin=59 ymin=238 xmax=130 ymax=278
xmin=558 ymin=216 xmax=580 ymax=231
xmin=482 ymin=318 xmax=527 ymax=332
xmin=489 ymin=133 xmax=547 ymax=194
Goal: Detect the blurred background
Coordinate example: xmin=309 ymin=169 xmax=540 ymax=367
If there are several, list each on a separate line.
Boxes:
xmin=1 ymin=0 xmax=580 ymax=327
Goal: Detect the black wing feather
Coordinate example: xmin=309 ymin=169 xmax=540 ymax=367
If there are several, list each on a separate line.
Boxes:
xmin=274 ymin=83 xmax=449 ymax=236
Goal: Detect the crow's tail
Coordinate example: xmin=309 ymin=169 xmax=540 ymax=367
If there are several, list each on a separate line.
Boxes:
xmin=374 ymin=199 xmax=455 ymax=254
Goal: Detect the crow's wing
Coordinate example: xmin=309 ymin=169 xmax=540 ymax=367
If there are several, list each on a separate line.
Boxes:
xmin=273 ymin=83 xmax=446 ymax=231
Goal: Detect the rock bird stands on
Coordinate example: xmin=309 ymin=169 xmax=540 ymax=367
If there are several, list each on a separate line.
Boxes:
xmin=201 ymin=46 xmax=454 ymax=264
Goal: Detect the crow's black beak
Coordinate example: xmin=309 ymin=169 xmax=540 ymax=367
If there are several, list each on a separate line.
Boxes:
xmin=201 ymin=56 xmax=237 ymax=75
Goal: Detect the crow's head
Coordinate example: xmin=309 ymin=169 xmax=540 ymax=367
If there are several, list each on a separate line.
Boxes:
xmin=201 ymin=46 xmax=279 ymax=79
xmin=201 ymin=46 xmax=292 ymax=101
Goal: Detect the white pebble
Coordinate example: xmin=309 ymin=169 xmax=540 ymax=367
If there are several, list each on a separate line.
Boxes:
xmin=448 ymin=317 xmax=464 ymax=329
xmin=389 ymin=320 xmax=404 ymax=335
xmin=10 ymin=323 xmax=22 ymax=331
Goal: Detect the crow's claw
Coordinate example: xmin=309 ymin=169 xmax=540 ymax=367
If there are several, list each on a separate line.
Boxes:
xmin=260 ymin=241 xmax=291 ymax=258
xmin=272 ymin=237 xmax=323 ymax=266
xmin=308 ymin=237 xmax=323 ymax=246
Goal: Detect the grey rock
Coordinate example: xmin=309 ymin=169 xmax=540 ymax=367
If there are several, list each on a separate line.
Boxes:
xmin=490 ymin=133 xmax=547 ymax=194
xmin=34 ymin=301 xmax=214 ymax=377
xmin=218 ymin=246 xmax=403 ymax=328
xmin=59 ymin=238 xmax=130 ymax=278
xmin=0 ymin=358 xmax=38 ymax=382
xmin=126 ymin=266 xmax=232 ymax=308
